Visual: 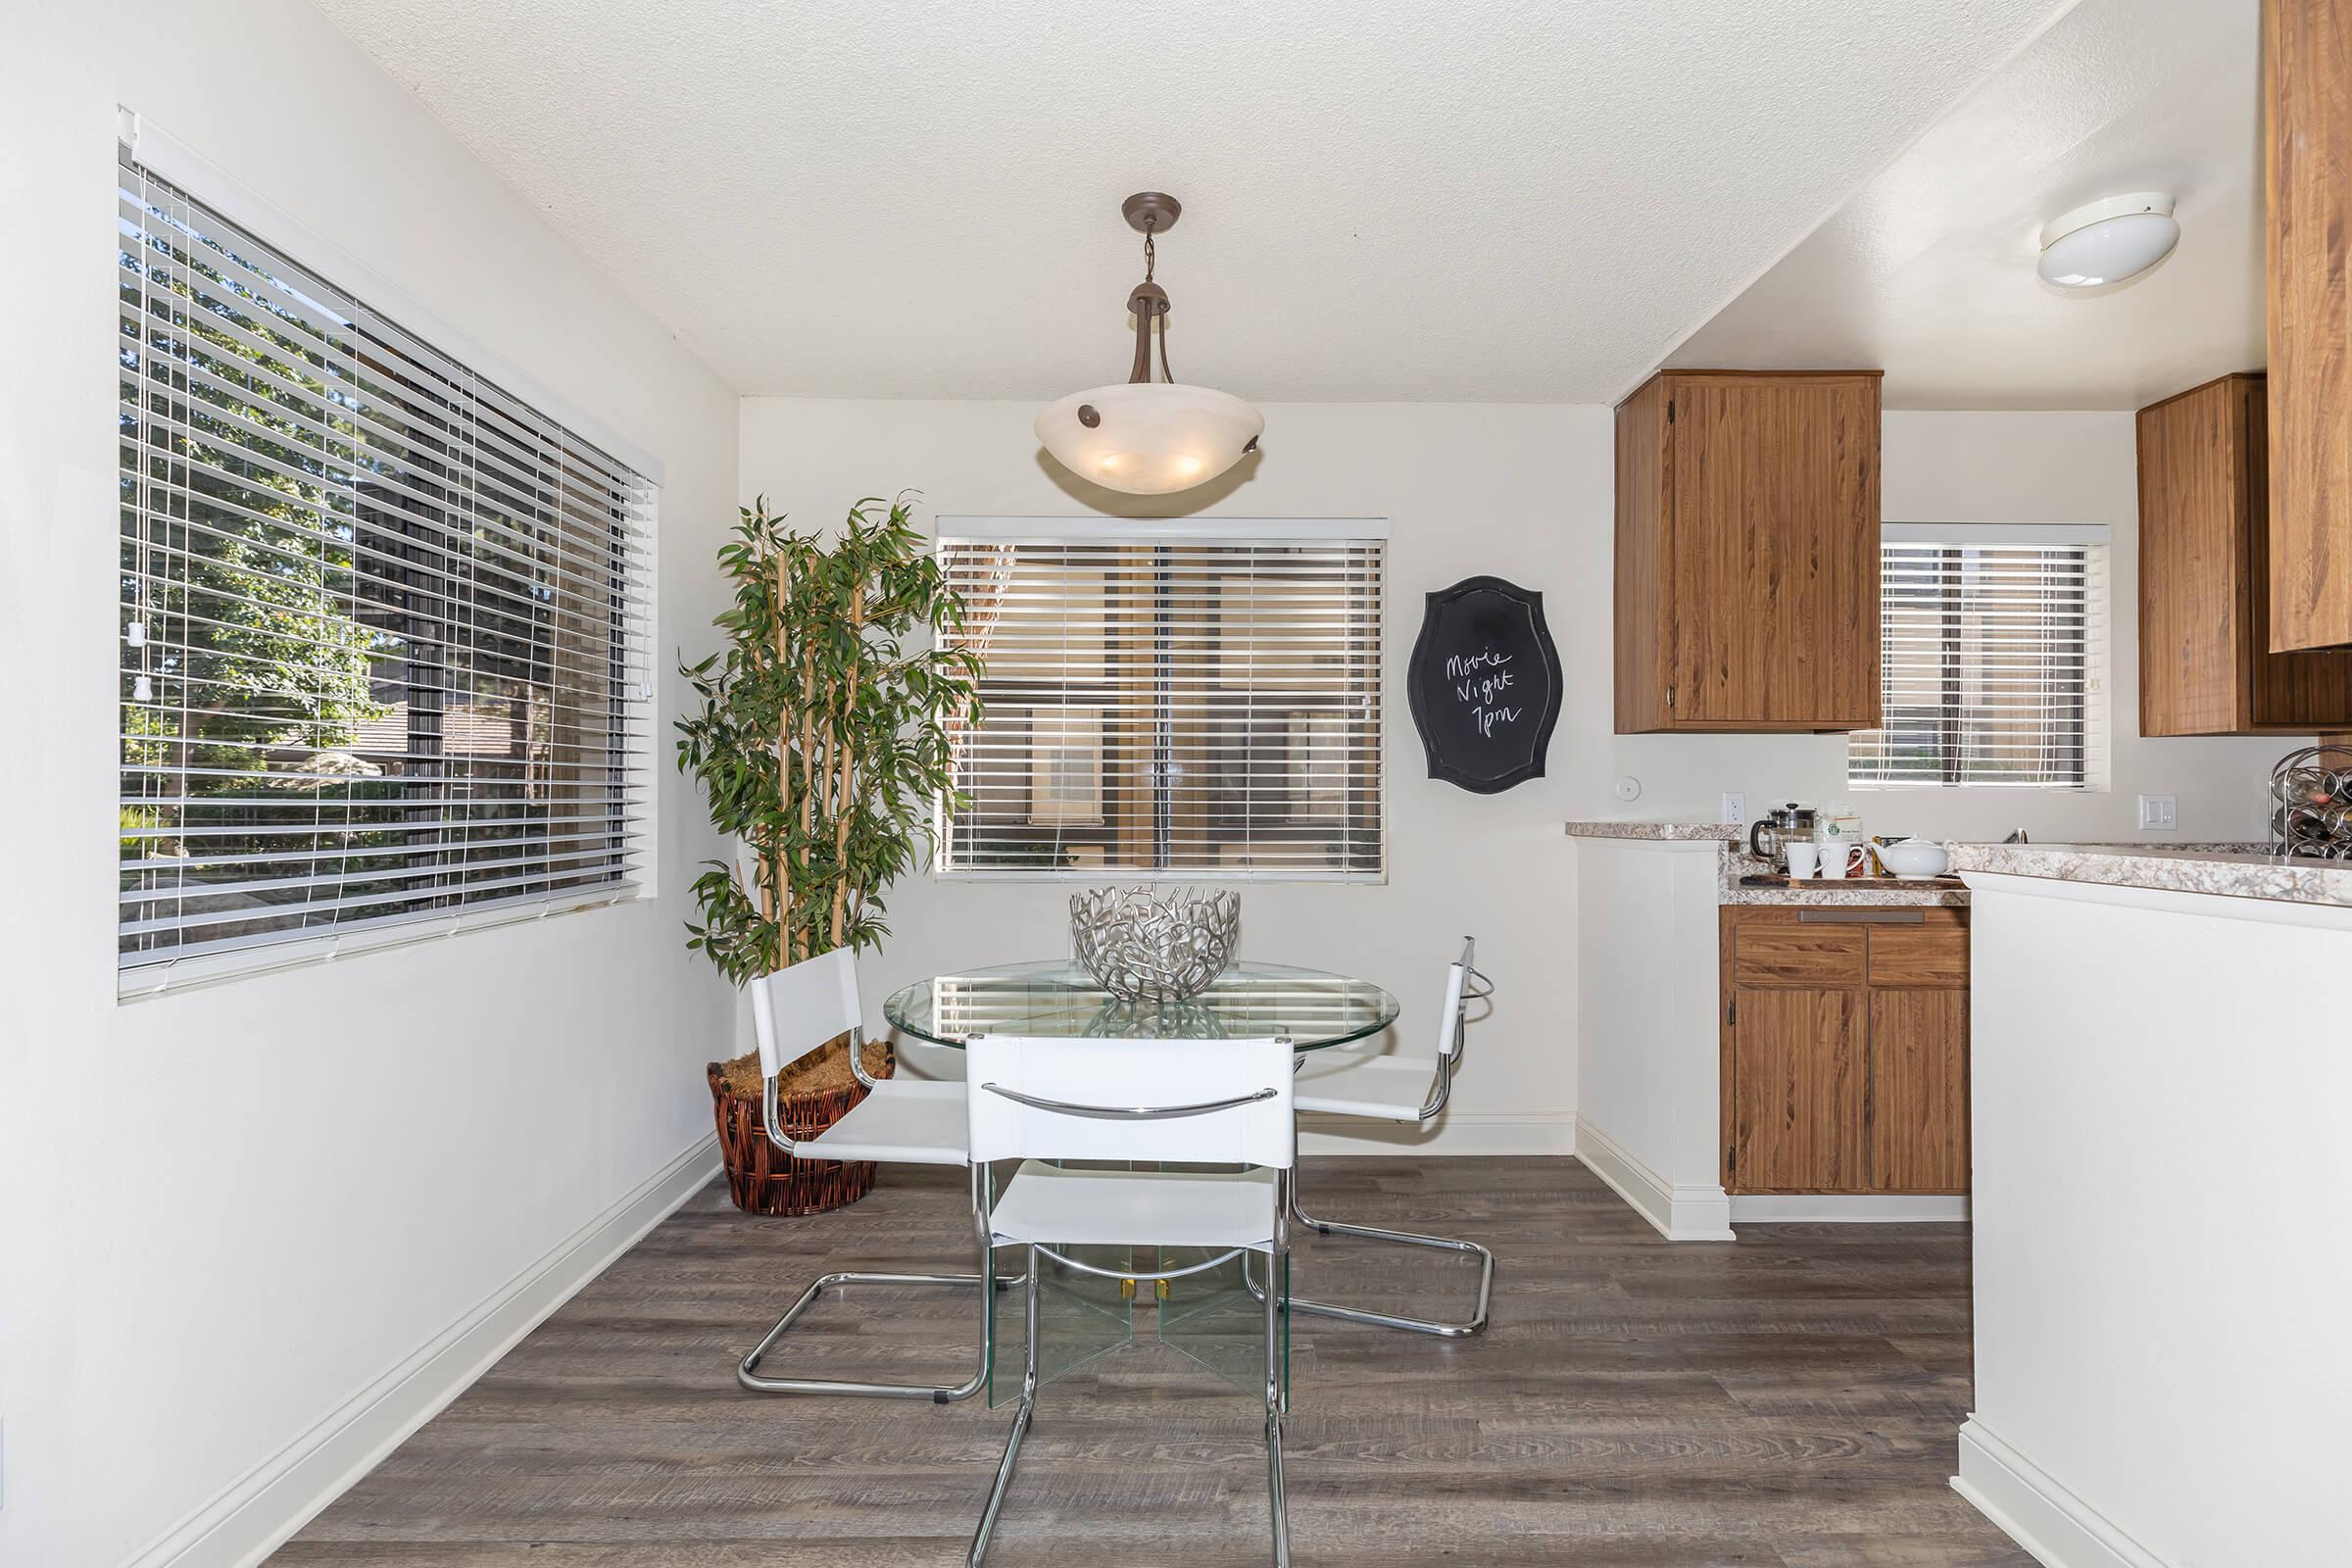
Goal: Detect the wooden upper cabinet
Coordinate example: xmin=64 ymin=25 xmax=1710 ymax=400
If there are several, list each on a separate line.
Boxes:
xmin=2139 ymin=373 xmax=2352 ymax=733
xmin=2266 ymin=0 xmax=2352 ymax=653
xmin=1615 ymin=370 xmax=1884 ymax=732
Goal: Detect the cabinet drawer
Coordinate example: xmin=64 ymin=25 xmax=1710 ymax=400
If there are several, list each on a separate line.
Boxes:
xmin=1868 ymin=921 xmax=1969 ymax=988
xmin=1733 ymin=924 xmax=1865 ymax=987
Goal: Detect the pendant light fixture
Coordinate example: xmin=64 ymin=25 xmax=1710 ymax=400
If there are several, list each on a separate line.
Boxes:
xmin=1036 ymin=192 xmax=1263 ymax=496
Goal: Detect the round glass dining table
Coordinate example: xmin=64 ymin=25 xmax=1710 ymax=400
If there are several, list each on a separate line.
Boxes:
xmin=881 ymin=959 xmax=1398 ymax=1051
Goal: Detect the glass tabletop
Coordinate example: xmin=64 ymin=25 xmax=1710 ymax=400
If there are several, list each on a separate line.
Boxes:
xmin=883 ymin=960 xmax=1397 ymax=1051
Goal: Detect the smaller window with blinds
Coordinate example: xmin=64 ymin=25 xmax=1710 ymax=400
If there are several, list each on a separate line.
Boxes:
xmin=934 ymin=520 xmax=1385 ymax=879
xmin=118 ymin=147 xmax=655 ymax=991
xmin=1848 ymin=523 xmax=2110 ymax=790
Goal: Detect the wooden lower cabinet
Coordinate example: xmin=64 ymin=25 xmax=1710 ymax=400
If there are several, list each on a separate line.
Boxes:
xmin=1720 ymin=906 xmax=1969 ymax=1195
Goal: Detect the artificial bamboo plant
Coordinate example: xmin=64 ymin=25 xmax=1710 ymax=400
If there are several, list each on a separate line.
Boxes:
xmin=677 ymin=495 xmax=982 ymax=986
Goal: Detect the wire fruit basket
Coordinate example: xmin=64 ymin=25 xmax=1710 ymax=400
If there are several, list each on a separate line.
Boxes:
xmin=1069 ymin=886 xmax=1241 ymax=1002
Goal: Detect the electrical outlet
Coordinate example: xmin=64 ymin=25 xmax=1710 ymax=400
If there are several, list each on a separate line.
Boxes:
xmin=1721 ymin=791 xmax=1745 ymax=825
xmin=2137 ymin=793 xmax=2178 ymax=830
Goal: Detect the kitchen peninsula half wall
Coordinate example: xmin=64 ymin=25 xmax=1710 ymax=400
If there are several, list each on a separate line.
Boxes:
xmin=1952 ymin=843 xmax=2349 ymax=1565
xmin=1567 ymin=822 xmax=1972 ymax=1239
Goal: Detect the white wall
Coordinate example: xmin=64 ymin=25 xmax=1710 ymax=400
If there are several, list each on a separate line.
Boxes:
xmin=739 ymin=399 xmax=1598 ymax=1152
xmin=740 ymin=400 xmax=2292 ymax=1152
xmin=1957 ymin=874 xmax=2349 ymax=1566
xmin=1570 ymin=839 xmax=1732 ymax=1240
xmin=0 ymin=4 xmax=739 ymax=1563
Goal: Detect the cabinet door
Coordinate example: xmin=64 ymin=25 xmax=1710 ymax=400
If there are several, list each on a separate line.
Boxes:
xmin=2139 ymin=374 xmax=2352 ymax=731
xmin=1729 ymin=987 xmax=1868 ymax=1193
xmin=1868 ymin=990 xmax=1969 ymax=1194
xmin=2245 ymin=386 xmax=2352 ymax=723
xmin=2138 ymin=376 xmax=2260 ymax=734
xmin=2268 ymin=0 xmax=2352 ymax=652
xmin=1670 ymin=375 xmax=1881 ymax=728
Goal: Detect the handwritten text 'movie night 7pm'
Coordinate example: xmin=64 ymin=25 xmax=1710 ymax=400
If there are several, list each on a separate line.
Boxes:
xmin=1446 ymin=650 xmax=1523 ymax=737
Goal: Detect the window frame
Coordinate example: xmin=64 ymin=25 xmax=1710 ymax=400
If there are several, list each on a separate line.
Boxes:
xmin=1847 ymin=520 xmax=2112 ymax=794
xmin=930 ymin=517 xmax=1390 ymax=884
xmin=115 ymin=115 xmax=660 ymax=998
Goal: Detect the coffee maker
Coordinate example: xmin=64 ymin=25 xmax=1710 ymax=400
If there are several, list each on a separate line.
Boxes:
xmin=1747 ymin=803 xmax=1818 ymax=872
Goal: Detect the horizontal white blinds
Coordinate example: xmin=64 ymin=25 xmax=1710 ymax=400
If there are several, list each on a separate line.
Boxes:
xmin=118 ymin=149 xmax=655 ymax=983
xmin=935 ymin=533 xmax=1384 ymax=878
xmin=1849 ymin=534 xmax=2110 ymax=789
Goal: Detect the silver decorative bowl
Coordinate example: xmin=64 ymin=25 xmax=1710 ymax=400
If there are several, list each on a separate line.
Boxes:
xmin=1069 ymin=886 xmax=1241 ymax=1003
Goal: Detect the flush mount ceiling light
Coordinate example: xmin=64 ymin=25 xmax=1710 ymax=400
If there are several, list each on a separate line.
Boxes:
xmin=1035 ymin=192 xmax=1263 ymax=496
xmin=2036 ymin=192 xmax=2180 ymax=289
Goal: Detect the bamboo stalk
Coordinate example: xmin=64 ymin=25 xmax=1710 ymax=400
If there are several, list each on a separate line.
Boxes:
xmin=796 ymin=549 xmax=817 ymax=964
xmin=765 ymin=550 xmax=788 ymax=937
xmin=831 ymin=582 xmax=865 ymax=949
xmin=813 ymin=589 xmax=843 ymax=956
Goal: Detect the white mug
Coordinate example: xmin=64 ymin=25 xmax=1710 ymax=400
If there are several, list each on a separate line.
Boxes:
xmin=1818 ymin=843 xmax=1867 ymax=879
xmin=1785 ymin=841 xmax=1820 ymax=879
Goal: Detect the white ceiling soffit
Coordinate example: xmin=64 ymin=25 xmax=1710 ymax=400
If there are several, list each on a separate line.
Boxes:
xmin=310 ymin=0 xmax=2074 ymax=403
xmin=1669 ymin=0 xmax=2261 ymax=411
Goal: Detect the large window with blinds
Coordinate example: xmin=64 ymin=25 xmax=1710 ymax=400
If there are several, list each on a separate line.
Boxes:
xmin=1848 ymin=523 xmax=2110 ymax=790
xmin=934 ymin=520 xmax=1385 ymax=879
xmin=117 ymin=149 xmax=654 ymax=990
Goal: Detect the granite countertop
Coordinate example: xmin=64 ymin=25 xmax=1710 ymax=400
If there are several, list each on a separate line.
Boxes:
xmin=1719 ymin=848 xmax=1968 ymax=907
xmin=1950 ymin=842 xmax=2352 ymax=908
xmin=1563 ymin=821 xmax=1970 ymax=906
xmin=1562 ymin=820 xmax=1744 ymax=842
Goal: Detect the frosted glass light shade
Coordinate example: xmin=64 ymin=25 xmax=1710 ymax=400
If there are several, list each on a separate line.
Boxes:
xmin=1036 ymin=382 xmax=1264 ymax=495
xmin=2036 ymin=194 xmax=2179 ymax=288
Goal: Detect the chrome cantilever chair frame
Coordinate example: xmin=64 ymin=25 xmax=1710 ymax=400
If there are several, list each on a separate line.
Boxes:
xmin=735 ymin=941 xmax=1006 ymax=1405
xmin=1250 ymin=936 xmax=1497 ymax=1339
xmin=736 ymin=1068 xmax=998 ymax=1404
xmin=962 ymin=1036 xmax=1295 ymax=1568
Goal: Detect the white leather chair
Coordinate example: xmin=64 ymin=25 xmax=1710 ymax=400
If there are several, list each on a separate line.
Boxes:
xmin=962 ymin=1033 xmax=1297 ymax=1568
xmin=1280 ymin=936 xmax=1495 ymax=1337
xmin=735 ymin=946 xmax=989 ymax=1402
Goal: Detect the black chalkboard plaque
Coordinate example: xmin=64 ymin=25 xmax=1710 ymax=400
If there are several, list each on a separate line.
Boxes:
xmin=1406 ymin=576 xmax=1562 ymax=794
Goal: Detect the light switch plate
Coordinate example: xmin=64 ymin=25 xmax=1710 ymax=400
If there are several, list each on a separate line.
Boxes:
xmin=1721 ymin=791 xmax=1745 ymax=825
xmin=2137 ymin=794 xmax=2178 ymax=830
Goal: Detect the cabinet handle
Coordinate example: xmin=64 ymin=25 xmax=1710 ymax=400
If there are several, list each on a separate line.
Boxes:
xmin=1795 ymin=907 xmax=1927 ymax=924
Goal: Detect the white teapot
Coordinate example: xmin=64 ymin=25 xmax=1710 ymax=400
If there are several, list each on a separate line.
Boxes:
xmin=1876 ymin=837 xmax=1951 ymax=880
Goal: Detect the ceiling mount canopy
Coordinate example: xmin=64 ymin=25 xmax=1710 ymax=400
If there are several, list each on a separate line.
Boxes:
xmin=1036 ymin=192 xmax=1263 ymax=496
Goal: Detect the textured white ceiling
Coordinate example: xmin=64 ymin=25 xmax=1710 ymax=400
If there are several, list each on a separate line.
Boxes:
xmin=1670 ymin=0 xmax=2261 ymax=410
xmin=311 ymin=0 xmax=2072 ymax=402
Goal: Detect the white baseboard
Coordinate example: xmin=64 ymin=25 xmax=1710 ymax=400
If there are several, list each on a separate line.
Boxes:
xmin=127 ymin=1134 xmax=723 ymax=1568
xmin=1732 ymin=1194 xmax=1970 ymax=1223
xmin=1572 ymin=1115 xmax=1734 ymax=1241
xmin=1953 ymin=1418 xmax=2168 ymax=1568
xmin=1298 ymin=1109 xmax=1575 ymax=1157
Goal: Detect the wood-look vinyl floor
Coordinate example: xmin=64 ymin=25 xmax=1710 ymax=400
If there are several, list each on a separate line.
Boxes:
xmin=271 ymin=1157 xmax=2028 ymax=1567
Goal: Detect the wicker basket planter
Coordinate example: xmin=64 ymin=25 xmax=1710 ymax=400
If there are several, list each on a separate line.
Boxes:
xmin=708 ymin=1040 xmax=895 ymax=1217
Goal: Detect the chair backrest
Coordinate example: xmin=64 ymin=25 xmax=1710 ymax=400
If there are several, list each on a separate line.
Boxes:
xmin=748 ymin=947 xmax=863 ymax=1081
xmin=1435 ymin=935 xmax=1481 ymax=1062
xmin=965 ymin=1035 xmax=1295 ymax=1168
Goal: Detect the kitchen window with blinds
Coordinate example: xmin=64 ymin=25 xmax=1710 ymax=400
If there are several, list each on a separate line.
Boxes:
xmin=934 ymin=519 xmax=1385 ymax=879
xmin=117 ymin=147 xmax=655 ymax=991
xmin=1848 ymin=522 xmax=2110 ymax=790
